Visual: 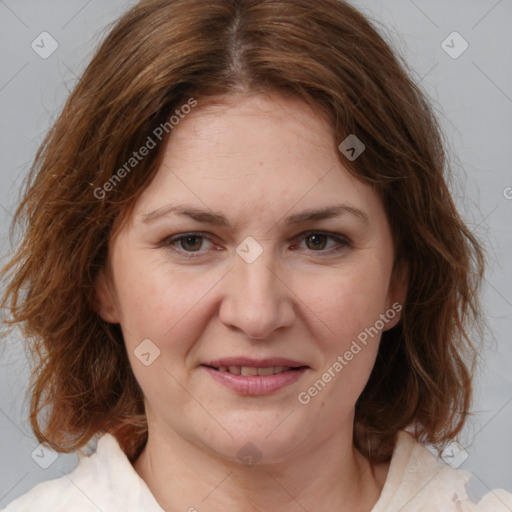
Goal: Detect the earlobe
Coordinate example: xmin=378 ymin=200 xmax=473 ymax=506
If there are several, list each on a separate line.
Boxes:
xmin=94 ymin=267 xmax=120 ymax=324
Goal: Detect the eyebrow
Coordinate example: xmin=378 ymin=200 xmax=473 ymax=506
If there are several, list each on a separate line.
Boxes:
xmin=141 ymin=202 xmax=369 ymax=229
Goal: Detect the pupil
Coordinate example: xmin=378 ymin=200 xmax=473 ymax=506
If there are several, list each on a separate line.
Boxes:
xmin=308 ymin=234 xmax=326 ymax=250
xmin=183 ymin=236 xmax=201 ymax=251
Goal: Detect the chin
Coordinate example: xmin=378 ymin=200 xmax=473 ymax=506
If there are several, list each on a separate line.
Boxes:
xmin=197 ymin=419 xmax=303 ymax=466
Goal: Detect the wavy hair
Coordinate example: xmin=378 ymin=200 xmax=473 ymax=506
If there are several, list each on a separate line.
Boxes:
xmin=1 ymin=0 xmax=484 ymax=463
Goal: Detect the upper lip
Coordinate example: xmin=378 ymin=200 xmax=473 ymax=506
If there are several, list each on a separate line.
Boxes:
xmin=202 ymin=357 xmax=308 ymax=368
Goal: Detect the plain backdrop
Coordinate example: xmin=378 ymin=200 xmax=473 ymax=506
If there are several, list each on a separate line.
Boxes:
xmin=0 ymin=0 xmax=511 ymax=506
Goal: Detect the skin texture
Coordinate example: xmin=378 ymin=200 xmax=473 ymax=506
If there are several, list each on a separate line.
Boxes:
xmin=95 ymin=92 xmax=407 ymax=511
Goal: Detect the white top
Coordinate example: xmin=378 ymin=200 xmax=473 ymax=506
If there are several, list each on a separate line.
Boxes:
xmin=2 ymin=431 xmax=511 ymax=511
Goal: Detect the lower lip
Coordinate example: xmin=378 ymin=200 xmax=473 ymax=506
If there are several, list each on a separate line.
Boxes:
xmin=202 ymin=366 xmax=307 ymax=395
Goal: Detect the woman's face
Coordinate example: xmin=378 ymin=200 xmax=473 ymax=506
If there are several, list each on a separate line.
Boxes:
xmin=96 ymin=92 xmax=406 ymax=464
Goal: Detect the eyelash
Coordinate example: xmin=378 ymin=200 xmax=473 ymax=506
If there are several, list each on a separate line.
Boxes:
xmin=159 ymin=231 xmax=351 ymax=258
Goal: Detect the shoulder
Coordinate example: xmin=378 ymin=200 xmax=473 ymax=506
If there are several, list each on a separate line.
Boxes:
xmin=374 ymin=431 xmax=512 ymax=512
xmin=1 ymin=434 xmax=163 ymax=512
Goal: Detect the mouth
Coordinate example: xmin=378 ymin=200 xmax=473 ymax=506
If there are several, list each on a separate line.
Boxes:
xmin=201 ymin=357 xmax=309 ymax=375
xmin=203 ymin=364 xmax=307 ymax=376
xmin=200 ymin=358 xmax=309 ymax=395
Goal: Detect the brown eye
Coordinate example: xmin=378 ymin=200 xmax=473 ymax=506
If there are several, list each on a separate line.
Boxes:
xmin=178 ymin=235 xmax=204 ymax=252
xmin=304 ymin=233 xmax=329 ymax=250
xmin=160 ymin=232 xmax=215 ymax=257
xmin=296 ymin=232 xmax=350 ymax=254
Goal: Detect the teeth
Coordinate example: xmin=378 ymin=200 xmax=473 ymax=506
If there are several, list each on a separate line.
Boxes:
xmin=257 ymin=367 xmax=274 ymax=376
xmin=241 ymin=366 xmax=258 ymax=376
xmin=215 ymin=365 xmax=295 ymax=375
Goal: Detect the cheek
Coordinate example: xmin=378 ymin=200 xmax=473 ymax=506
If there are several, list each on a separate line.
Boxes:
xmin=296 ymin=259 xmax=392 ymax=346
xmin=112 ymin=252 xmax=222 ymax=352
xmin=295 ymin=264 xmax=391 ymax=410
xmin=112 ymin=261 xmax=218 ymax=399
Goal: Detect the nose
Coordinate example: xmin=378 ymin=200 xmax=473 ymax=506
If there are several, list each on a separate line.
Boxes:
xmin=218 ymin=245 xmax=295 ymax=340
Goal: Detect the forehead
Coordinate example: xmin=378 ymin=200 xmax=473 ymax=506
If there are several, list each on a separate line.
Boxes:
xmin=167 ymin=92 xmax=334 ymax=156
xmin=125 ymin=92 xmax=385 ymax=235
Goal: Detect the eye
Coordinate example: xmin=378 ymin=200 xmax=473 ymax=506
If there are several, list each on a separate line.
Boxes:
xmin=161 ymin=233 xmax=214 ymax=256
xmin=159 ymin=231 xmax=350 ymax=258
xmin=293 ymin=231 xmax=351 ymax=254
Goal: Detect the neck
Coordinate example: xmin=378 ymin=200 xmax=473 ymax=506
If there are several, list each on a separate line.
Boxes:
xmin=133 ymin=422 xmax=388 ymax=512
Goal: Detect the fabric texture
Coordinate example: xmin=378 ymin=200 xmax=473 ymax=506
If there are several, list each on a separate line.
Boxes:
xmin=3 ymin=430 xmax=511 ymax=511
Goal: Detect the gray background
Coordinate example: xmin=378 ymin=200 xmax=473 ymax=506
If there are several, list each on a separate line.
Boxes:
xmin=1 ymin=0 xmax=511 ymax=506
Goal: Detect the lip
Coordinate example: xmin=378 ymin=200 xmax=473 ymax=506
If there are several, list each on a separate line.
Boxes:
xmin=202 ymin=357 xmax=308 ymax=368
xmin=202 ymin=366 xmax=307 ymax=395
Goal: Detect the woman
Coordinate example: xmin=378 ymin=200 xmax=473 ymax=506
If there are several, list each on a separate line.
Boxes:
xmin=1 ymin=0 xmax=510 ymax=510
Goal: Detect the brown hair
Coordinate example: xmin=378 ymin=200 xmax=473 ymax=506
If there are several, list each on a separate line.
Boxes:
xmin=1 ymin=0 xmax=484 ymax=463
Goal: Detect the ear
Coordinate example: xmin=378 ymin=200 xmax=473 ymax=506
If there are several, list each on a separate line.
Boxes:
xmin=384 ymin=259 xmax=408 ymax=330
xmin=94 ymin=267 xmax=120 ymax=324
